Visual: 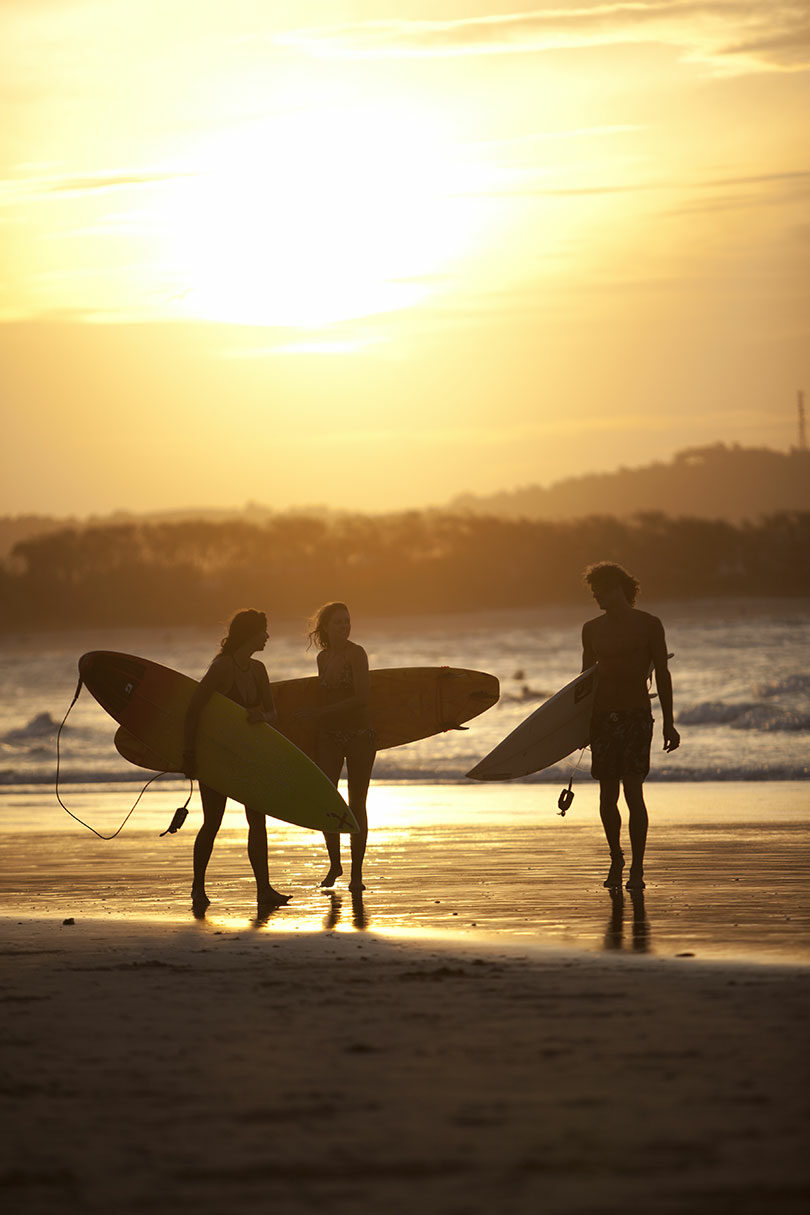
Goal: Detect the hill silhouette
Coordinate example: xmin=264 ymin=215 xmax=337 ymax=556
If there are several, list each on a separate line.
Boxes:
xmin=449 ymin=444 xmax=810 ymax=522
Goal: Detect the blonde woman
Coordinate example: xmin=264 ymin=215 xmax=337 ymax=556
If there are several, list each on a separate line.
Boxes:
xmin=305 ymin=602 xmax=375 ymax=891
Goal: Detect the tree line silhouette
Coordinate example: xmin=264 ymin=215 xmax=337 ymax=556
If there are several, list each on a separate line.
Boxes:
xmin=1 ymin=510 xmax=808 ymax=630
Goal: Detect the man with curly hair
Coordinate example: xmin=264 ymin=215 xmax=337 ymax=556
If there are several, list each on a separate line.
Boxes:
xmin=581 ymin=562 xmax=680 ymax=891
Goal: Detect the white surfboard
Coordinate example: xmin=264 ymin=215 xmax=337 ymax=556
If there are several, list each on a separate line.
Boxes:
xmin=466 ymin=666 xmax=597 ymax=781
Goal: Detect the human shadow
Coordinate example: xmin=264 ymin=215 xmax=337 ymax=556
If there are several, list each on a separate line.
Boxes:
xmin=323 ymin=891 xmax=342 ymax=931
xmin=253 ymin=901 xmax=288 ymax=928
xmin=351 ymin=889 xmax=369 ymax=931
xmin=602 ymin=888 xmax=650 ymax=953
xmin=322 ymin=890 xmax=370 ymax=932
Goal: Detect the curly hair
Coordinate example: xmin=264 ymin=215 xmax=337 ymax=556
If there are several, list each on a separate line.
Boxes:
xmin=583 ymin=562 xmax=640 ymax=606
xmin=306 ymin=601 xmax=349 ymax=650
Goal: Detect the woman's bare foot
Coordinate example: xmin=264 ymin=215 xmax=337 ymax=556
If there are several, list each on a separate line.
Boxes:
xmin=191 ymin=886 xmax=211 ymax=910
xmin=348 ymin=877 xmax=366 ymax=892
xmin=625 ymin=867 xmax=646 ymax=890
xmin=320 ymin=865 xmax=343 ymax=888
xmin=257 ymin=885 xmax=292 ymax=911
xmin=603 ymin=852 xmax=624 ymax=889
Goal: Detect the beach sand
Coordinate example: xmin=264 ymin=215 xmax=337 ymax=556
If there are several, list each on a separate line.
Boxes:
xmin=1 ymin=782 xmax=809 ymax=1212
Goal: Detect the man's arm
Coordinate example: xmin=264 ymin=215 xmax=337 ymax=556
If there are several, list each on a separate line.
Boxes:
xmin=650 ymin=617 xmax=680 ymax=753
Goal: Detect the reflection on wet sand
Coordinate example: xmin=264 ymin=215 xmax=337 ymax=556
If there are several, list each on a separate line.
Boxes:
xmin=253 ymin=900 xmax=289 ymax=929
xmin=603 ymin=889 xmax=650 ymax=953
xmin=5 ymin=781 xmax=807 ymax=961
xmin=322 ymin=890 xmax=370 ymax=932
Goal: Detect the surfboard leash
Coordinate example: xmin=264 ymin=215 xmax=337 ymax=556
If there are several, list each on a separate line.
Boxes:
xmin=54 ymin=677 xmax=193 ymax=840
xmin=557 ymin=746 xmax=587 ymax=817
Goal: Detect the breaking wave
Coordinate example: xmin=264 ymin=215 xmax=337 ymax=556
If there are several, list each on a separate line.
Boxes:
xmin=3 ymin=712 xmax=61 ymax=744
xmin=678 ymin=701 xmax=810 ymax=731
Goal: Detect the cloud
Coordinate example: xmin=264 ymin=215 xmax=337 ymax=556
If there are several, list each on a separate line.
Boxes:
xmin=44 ymin=169 xmax=197 ymax=195
xmin=448 ymin=167 xmax=810 ymax=206
xmin=275 ymin=2 xmax=810 ymax=74
xmin=0 ymin=167 xmax=198 ymax=209
xmin=720 ymin=19 xmax=810 ymax=64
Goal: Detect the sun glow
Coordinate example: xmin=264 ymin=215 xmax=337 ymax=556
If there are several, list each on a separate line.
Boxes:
xmin=156 ymin=101 xmax=493 ymax=328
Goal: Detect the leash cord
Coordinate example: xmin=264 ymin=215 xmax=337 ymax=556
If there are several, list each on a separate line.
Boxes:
xmin=54 ymin=678 xmax=186 ymax=840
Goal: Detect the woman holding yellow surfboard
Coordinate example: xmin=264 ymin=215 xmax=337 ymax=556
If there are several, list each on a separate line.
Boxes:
xmin=303 ymin=602 xmax=376 ymax=891
xmin=182 ymin=609 xmax=292 ymax=914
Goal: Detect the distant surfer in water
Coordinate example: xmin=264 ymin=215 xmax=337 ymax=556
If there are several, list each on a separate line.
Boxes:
xmin=182 ymin=609 xmax=291 ymax=915
xmin=581 ymin=563 xmax=680 ymax=890
xmin=302 ymin=602 xmax=375 ymax=891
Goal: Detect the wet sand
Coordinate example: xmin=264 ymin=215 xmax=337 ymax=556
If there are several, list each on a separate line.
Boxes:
xmin=1 ymin=782 xmax=809 ymax=1212
xmin=3 ymin=782 xmax=809 ymax=962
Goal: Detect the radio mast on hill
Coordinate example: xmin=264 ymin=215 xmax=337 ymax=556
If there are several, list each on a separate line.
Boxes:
xmin=798 ymin=390 xmax=807 ymax=452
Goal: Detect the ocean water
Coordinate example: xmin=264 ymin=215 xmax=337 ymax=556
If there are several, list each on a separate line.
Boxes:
xmin=1 ymin=599 xmax=808 ymax=789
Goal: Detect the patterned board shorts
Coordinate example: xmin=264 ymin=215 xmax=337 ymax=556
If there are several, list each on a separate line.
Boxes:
xmin=590 ymin=710 xmax=654 ymax=780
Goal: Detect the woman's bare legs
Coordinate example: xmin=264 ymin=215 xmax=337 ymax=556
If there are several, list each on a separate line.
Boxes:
xmin=316 ymin=733 xmax=375 ymax=889
xmin=192 ymin=784 xmax=226 ymax=907
xmin=346 ymin=736 xmax=375 ymax=891
xmin=317 ymin=736 xmax=345 ymax=887
xmin=194 ymin=786 xmax=289 ymax=908
xmin=245 ymin=805 xmax=290 ymax=908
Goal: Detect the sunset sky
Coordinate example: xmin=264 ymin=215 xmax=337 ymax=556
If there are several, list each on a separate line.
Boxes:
xmin=2 ymin=1 xmax=808 ymax=515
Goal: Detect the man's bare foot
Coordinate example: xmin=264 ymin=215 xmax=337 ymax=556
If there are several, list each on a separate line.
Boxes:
xmin=603 ymin=852 xmax=624 ymax=888
xmin=348 ymin=877 xmax=366 ymax=892
xmin=257 ymin=886 xmax=292 ymax=911
xmin=191 ymin=886 xmax=211 ymax=910
xmin=320 ymin=865 xmax=343 ymax=888
xmin=625 ymin=867 xmax=646 ymax=890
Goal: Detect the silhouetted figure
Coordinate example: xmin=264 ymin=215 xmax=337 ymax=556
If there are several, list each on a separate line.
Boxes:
xmin=302 ymin=603 xmax=376 ymax=892
xmin=581 ymin=563 xmax=680 ymax=891
xmin=182 ymin=609 xmax=291 ymax=915
xmin=603 ymin=888 xmax=650 ymax=953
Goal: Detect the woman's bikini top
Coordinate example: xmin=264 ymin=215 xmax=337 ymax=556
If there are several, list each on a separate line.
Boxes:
xmin=318 ymin=654 xmax=369 ymax=732
xmin=223 ymin=658 xmax=262 ymax=710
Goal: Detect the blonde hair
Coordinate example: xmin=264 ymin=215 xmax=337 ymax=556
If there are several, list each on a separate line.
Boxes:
xmin=306 ymin=602 xmax=349 ymax=650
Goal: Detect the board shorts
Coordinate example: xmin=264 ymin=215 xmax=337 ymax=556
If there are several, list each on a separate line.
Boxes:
xmin=590 ymin=710 xmax=654 ymax=781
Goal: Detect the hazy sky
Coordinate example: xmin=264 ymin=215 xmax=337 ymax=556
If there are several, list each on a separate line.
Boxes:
xmin=2 ymin=1 xmax=808 ymax=515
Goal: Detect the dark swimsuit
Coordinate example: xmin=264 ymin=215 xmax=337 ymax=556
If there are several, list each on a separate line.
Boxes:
xmin=318 ymin=660 xmax=376 ymax=751
xmin=224 ymin=663 xmax=261 ymax=709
